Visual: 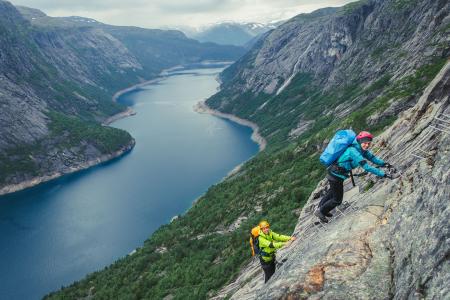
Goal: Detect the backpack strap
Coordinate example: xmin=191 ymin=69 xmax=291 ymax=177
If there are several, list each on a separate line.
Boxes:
xmin=350 ymin=169 xmax=355 ymax=187
xmin=328 ymin=145 xmax=354 ymax=173
xmin=249 ymin=235 xmax=256 ymax=256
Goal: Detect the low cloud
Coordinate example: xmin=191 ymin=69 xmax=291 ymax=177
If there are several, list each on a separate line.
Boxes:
xmin=10 ymin=0 xmax=356 ymax=28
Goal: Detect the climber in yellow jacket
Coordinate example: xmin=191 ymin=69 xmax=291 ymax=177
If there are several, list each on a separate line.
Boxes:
xmin=258 ymin=220 xmax=296 ymax=283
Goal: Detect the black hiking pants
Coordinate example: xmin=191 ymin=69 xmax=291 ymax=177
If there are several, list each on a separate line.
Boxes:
xmin=260 ymin=258 xmax=276 ymax=283
xmin=319 ymin=176 xmax=344 ymax=215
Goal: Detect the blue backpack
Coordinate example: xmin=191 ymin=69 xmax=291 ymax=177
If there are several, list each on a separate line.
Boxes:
xmin=320 ymin=129 xmax=356 ymax=167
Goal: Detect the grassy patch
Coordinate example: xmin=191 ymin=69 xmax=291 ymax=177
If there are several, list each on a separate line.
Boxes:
xmin=390 ymin=0 xmax=418 ymax=10
xmin=363 ymin=75 xmax=392 ymax=95
xmin=0 ymin=144 xmax=41 ymax=184
xmin=339 ymin=0 xmax=370 ymax=15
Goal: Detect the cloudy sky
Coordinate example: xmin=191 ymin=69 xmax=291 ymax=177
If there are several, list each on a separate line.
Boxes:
xmin=10 ymin=0 xmax=356 ymax=29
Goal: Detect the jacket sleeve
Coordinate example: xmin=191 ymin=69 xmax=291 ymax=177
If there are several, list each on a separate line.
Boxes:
xmin=259 ymin=234 xmax=287 ymax=250
xmin=364 ymin=150 xmax=385 ymax=166
xmin=272 ymin=241 xmax=287 ymax=249
xmin=351 ymin=148 xmax=385 ymax=177
xmin=360 ymin=162 xmax=385 ymax=177
xmin=271 ymin=231 xmax=292 ymax=242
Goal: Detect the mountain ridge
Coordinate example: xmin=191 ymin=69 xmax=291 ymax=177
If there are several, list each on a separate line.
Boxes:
xmin=207 ymin=0 xmax=449 ymax=145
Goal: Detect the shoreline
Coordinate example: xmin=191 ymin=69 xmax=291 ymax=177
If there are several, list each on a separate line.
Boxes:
xmin=0 ymin=67 xmax=164 ymax=196
xmin=194 ymin=101 xmax=267 ymax=152
xmin=0 ymin=62 xmax=252 ymax=197
xmin=0 ymin=140 xmax=135 ymax=196
xmin=111 ymin=72 xmax=174 ymax=103
xmin=105 ymin=76 xmax=170 ymax=125
xmin=105 ymin=64 xmax=186 ymax=125
xmin=0 ymin=73 xmax=150 ymax=197
xmin=102 ymin=107 xmax=137 ymax=125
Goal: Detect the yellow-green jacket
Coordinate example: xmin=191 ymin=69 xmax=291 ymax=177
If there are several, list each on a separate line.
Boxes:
xmin=258 ymin=230 xmax=291 ymax=262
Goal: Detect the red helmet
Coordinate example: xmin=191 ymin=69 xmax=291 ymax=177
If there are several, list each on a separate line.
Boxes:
xmin=356 ymin=131 xmax=373 ymax=142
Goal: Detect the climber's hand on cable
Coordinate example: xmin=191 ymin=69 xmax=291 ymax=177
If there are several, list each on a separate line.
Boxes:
xmin=384 ymin=172 xmax=400 ymax=180
xmin=383 ymin=162 xmax=393 ymax=168
xmin=384 ymin=162 xmax=398 ymax=174
xmin=285 ymin=237 xmax=296 ymax=247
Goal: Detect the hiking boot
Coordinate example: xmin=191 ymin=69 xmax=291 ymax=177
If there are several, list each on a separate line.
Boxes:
xmin=318 ymin=205 xmax=332 ymax=217
xmin=314 ymin=209 xmax=329 ymax=223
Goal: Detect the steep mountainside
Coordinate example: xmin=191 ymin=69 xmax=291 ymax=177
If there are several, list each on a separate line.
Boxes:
xmin=214 ymin=61 xmax=450 ymax=299
xmin=46 ymin=0 xmax=449 ymax=299
xmin=208 ymin=0 xmax=449 ymax=146
xmin=0 ymin=1 xmax=245 ymax=195
xmin=0 ymin=0 xmax=135 ymax=194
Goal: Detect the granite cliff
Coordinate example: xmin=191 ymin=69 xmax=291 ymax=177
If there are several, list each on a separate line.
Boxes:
xmin=207 ymin=0 xmax=449 ymax=145
xmin=213 ymin=60 xmax=450 ymax=300
xmin=0 ymin=1 xmax=244 ymax=195
xmin=209 ymin=1 xmax=449 ymax=297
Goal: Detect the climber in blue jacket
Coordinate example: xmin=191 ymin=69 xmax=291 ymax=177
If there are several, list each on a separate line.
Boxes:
xmin=315 ymin=131 xmax=396 ymax=223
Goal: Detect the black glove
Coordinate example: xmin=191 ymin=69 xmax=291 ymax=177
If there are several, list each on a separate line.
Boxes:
xmin=384 ymin=172 xmax=400 ymax=179
xmin=384 ymin=162 xmax=398 ymax=173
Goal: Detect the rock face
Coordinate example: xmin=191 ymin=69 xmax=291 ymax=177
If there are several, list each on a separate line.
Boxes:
xmin=212 ymin=61 xmax=450 ymax=299
xmin=0 ymin=0 xmax=139 ymax=192
xmin=0 ymin=1 xmax=245 ymax=194
xmin=207 ymin=0 xmax=450 ymax=143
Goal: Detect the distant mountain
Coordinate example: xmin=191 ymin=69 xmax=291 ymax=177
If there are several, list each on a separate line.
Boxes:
xmin=17 ymin=6 xmax=246 ymax=77
xmin=0 ymin=1 xmax=245 ymax=195
xmin=184 ymin=21 xmax=282 ymax=47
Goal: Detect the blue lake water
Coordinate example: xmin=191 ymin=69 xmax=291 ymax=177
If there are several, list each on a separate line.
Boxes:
xmin=0 ymin=67 xmax=259 ymax=299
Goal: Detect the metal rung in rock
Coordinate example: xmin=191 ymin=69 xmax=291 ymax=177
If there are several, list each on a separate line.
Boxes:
xmin=317 ymin=222 xmax=328 ymax=231
xmin=390 ymin=130 xmax=433 ymax=163
xmin=434 ymin=116 xmax=450 ymax=124
xmin=410 ymin=153 xmax=426 ymax=159
xmin=335 ymin=207 xmax=347 ymax=217
xmin=430 ymin=125 xmax=450 ymax=134
xmin=416 ymin=148 xmax=431 ymax=156
xmin=435 ymin=122 xmax=450 ymax=130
